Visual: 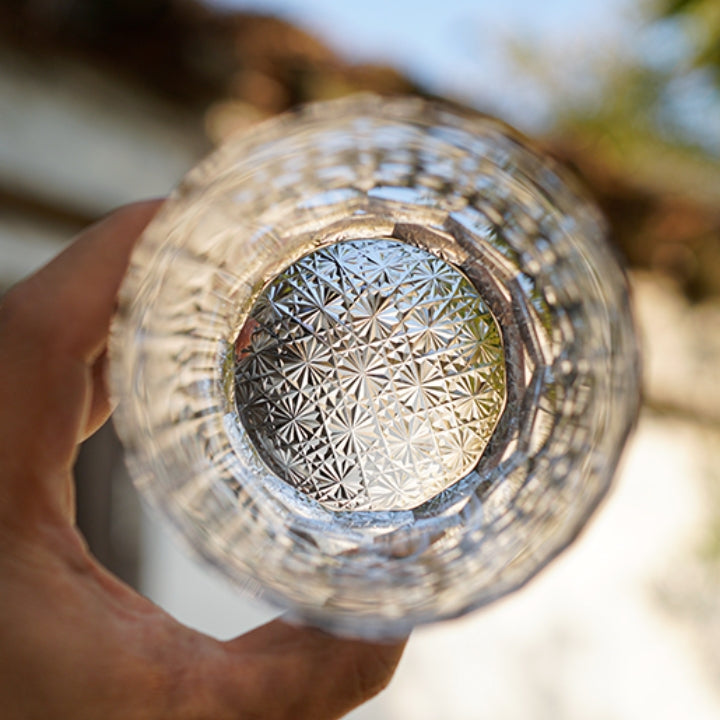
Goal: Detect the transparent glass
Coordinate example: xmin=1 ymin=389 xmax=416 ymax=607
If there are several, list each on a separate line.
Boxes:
xmin=110 ymin=95 xmax=640 ymax=639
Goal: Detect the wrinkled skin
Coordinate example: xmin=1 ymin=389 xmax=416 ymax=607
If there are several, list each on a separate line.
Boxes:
xmin=0 ymin=201 xmax=405 ymax=720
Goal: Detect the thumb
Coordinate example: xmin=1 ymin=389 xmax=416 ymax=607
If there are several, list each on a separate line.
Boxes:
xmin=204 ymin=619 xmax=406 ymax=720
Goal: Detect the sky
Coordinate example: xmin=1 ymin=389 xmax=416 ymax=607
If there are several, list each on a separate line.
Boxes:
xmin=206 ymin=0 xmax=640 ymax=131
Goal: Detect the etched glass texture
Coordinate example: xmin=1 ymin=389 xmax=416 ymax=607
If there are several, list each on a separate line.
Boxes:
xmin=235 ymin=238 xmax=506 ymax=512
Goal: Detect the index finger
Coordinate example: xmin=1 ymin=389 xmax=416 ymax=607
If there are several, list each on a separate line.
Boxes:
xmin=2 ymin=200 xmax=164 ymax=363
xmin=0 ymin=201 xmax=163 ymax=520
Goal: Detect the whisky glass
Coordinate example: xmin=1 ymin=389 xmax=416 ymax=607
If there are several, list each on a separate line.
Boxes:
xmin=110 ymin=95 xmax=640 ymax=638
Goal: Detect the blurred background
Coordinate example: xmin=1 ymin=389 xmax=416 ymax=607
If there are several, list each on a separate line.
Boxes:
xmin=1 ymin=0 xmax=720 ymax=717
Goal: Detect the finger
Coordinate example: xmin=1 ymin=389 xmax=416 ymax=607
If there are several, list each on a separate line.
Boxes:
xmin=5 ymin=200 xmax=164 ymax=362
xmin=82 ymin=349 xmax=111 ymax=439
xmin=0 ymin=200 xmax=162 ymax=523
xmin=209 ymin=619 xmax=406 ymax=720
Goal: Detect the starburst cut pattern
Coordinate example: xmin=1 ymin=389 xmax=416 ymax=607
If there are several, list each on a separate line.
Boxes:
xmin=235 ymin=238 xmax=507 ymax=512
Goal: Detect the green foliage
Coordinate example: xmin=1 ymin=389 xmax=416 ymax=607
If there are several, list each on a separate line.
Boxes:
xmin=539 ymin=0 xmax=720 ymax=169
xmin=661 ymin=0 xmax=720 ymax=81
xmin=664 ymin=0 xmax=704 ymax=12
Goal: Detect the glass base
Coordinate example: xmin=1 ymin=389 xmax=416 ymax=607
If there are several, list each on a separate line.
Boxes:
xmin=235 ymin=237 xmax=506 ymax=512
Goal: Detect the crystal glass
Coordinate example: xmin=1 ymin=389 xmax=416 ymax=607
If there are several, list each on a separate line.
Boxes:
xmin=110 ymin=95 xmax=640 ymax=639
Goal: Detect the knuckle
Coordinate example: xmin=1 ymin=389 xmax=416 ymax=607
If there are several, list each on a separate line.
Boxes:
xmin=0 ymin=282 xmax=36 ymax=331
xmin=0 ymin=278 xmax=54 ymax=349
xmin=351 ymin=644 xmax=402 ymax=701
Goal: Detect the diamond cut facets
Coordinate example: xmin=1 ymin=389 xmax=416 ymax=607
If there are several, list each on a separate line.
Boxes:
xmin=234 ymin=238 xmax=507 ymax=512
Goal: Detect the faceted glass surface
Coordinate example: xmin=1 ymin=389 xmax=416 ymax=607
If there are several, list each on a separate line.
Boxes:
xmin=235 ymin=238 xmax=507 ymax=512
xmin=110 ymin=96 xmax=641 ymax=639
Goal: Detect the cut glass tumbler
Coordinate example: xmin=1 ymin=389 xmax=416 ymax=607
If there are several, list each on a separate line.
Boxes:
xmin=110 ymin=95 xmax=640 ymax=638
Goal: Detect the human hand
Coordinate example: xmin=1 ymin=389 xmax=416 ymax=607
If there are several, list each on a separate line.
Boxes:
xmin=0 ymin=201 xmax=405 ymax=720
